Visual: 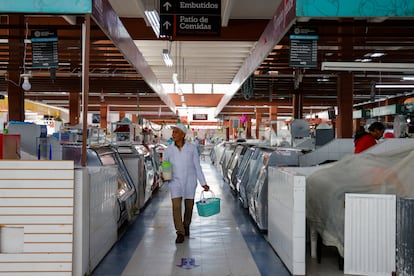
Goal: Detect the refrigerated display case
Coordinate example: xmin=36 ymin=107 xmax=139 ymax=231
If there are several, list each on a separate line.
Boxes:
xmin=62 ymin=144 xmax=137 ymax=228
xmin=133 ymin=144 xmax=156 ymax=206
xmin=239 ymin=147 xmax=262 ymax=208
xmin=234 ymin=146 xmax=255 ymax=194
xmin=111 ymin=122 xmax=134 ymax=145
xmin=247 ymin=147 xmax=301 ymax=230
xmin=226 ymin=143 xmax=249 ymax=191
xmin=116 ymin=145 xmax=146 ymax=210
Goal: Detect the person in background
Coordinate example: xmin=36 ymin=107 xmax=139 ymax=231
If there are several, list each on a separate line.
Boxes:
xmin=383 ymin=132 xmax=395 ymax=138
xmin=354 ymin=122 xmax=385 ymax=154
xmin=163 ymin=123 xmax=210 ymax=243
xmin=194 ymin=137 xmax=201 ymax=156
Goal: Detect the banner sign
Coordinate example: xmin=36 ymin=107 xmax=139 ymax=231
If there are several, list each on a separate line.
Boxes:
xmin=0 ymin=0 xmax=91 ymax=14
xmin=296 ymin=0 xmax=414 ymax=17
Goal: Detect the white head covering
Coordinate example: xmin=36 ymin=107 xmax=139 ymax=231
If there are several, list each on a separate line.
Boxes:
xmin=172 ymin=123 xmax=187 ymax=135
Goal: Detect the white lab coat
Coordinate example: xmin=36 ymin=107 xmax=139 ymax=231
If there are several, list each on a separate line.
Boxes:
xmin=163 ymin=142 xmax=207 ymax=199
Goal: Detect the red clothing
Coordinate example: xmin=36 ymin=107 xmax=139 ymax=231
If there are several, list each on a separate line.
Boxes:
xmin=354 ymin=134 xmax=377 ymax=153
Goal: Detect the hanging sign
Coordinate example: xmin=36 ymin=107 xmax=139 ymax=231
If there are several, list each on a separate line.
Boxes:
xmin=193 ymin=114 xmax=208 ymax=120
xmin=31 ymin=29 xmax=58 ymax=69
xmin=289 ymin=27 xmax=318 ymax=68
xmin=160 ymin=0 xmax=221 ymax=37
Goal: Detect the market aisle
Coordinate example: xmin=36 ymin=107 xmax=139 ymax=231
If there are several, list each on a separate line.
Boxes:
xmin=91 ymin=160 xmax=290 ymax=276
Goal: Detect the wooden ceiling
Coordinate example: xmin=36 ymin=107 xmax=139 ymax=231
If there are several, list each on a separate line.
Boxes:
xmin=1 ymin=10 xmax=414 ymax=124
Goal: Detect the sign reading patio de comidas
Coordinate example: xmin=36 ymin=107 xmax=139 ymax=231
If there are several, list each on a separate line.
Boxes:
xmin=160 ymin=0 xmax=221 ymax=36
xmin=176 ymin=14 xmax=221 ymax=36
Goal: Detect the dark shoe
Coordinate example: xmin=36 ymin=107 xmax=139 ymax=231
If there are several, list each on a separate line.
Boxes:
xmin=175 ymin=234 xmax=184 ymax=243
xmin=184 ymin=226 xmax=190 ymax=237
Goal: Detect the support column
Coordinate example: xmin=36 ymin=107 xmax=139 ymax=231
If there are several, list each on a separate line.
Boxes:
xmin=229 ymin=119 xmax=234 ymax=140
xmin=255 ymin=112 xmax=262 ymax=139
xmin=337 ymin=73 xmax=353 ymax=138
xmin=224 ymin=120 xmax=230 ymax=141
xmin=69 ymin=91 xmax=80 ymax=126
xmin=336 ymin=19 xmax=354 ymax=138
xmin=131 ymin=114 xmax=138 ymax=123
xmin=100 ymin=103 xmax=108 ymax=132
xmin=353 ymin=118 xmax=362 ymax=135
xmin=246 ymin=116 xmax=252 ymax=139
xmin=81 ymin=14 xmax=91 ymax=167
xmin=7 ymin=15 xmax=25 ymax=122
xmin=292 ymin=91 xmax=303 ymax=119
xmin=269 ymin=105 xmax=277 ymax=134
xmin=384 ymin=97 xmax=399 ymax=126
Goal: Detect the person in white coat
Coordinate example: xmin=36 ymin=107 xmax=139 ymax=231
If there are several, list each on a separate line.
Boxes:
xmin=163 ymin=123 xmax=210 ymax=243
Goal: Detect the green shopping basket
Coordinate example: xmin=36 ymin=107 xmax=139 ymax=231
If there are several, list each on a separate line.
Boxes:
xmin=196 ymin=190 xmax=220 ymax=217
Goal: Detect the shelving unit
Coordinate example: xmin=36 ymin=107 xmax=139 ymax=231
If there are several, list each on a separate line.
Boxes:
xmin=111 ymin=122 xmax=134 ymax=145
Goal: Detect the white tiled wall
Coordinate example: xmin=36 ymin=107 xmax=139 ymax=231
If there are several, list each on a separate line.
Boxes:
xmin=268 ymin=166 xmax=306 ymax=275
xmin=88 ymin=166 xmax=118 ymax=272
xmin=73 ymin=166 xmax=118 ymax=276
xmin=0 ymin=160 xmax=74 ymax=275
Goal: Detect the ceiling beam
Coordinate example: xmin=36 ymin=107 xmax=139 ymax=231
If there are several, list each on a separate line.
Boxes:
xmin=221 ymin=0 xmax=234 ymax=27
xmin=91 ymin=0 xmax=176 ymax=112
xmin=215 ymin=0 xmax=296 ymax=116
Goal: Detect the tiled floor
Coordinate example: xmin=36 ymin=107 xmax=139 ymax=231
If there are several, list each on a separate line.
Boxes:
xmin=91 ymin=159 xmax=344 ymax=276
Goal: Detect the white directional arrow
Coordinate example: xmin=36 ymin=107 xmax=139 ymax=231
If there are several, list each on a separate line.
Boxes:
xmin=163 ymin=21 xmax=171 ymax=29
xmin=163 ymin=2 xmax=172 ymax=12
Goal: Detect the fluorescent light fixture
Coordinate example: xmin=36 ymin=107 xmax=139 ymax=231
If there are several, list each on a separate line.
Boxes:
xmin=177 ymin=87 xmax=183 ymax=95
xmin=403 ymin=76 xmax=414 ymax=81
xmin=144 ymin=10 xmax=160 ymax=38
xmin=317 ymin=77 xmax=330 ymax=82
xmin=354 ymin=58 xmax=372 ymax=62
xmin=375 ymin=84 xmax=414 ymax=89
xmin=172 ymin=73 xmax=179 ymax=84
xmin=162 ymin=49 xmax=173 ymax=67
xmin=364 ymin=52 xmax=385 ymax=58
xmin=371 ymin=52 xmax=385 ymax=58
xmin=321 ymin=62 xmax=414 ymax=72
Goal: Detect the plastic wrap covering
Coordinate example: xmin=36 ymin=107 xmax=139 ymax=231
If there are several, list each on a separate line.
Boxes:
xmin=306 ymin=144 xmax=414 ymax=257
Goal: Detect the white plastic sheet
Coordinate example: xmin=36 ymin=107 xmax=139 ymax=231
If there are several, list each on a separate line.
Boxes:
xmin=306 ymin=144 xmax=414 ymax=256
